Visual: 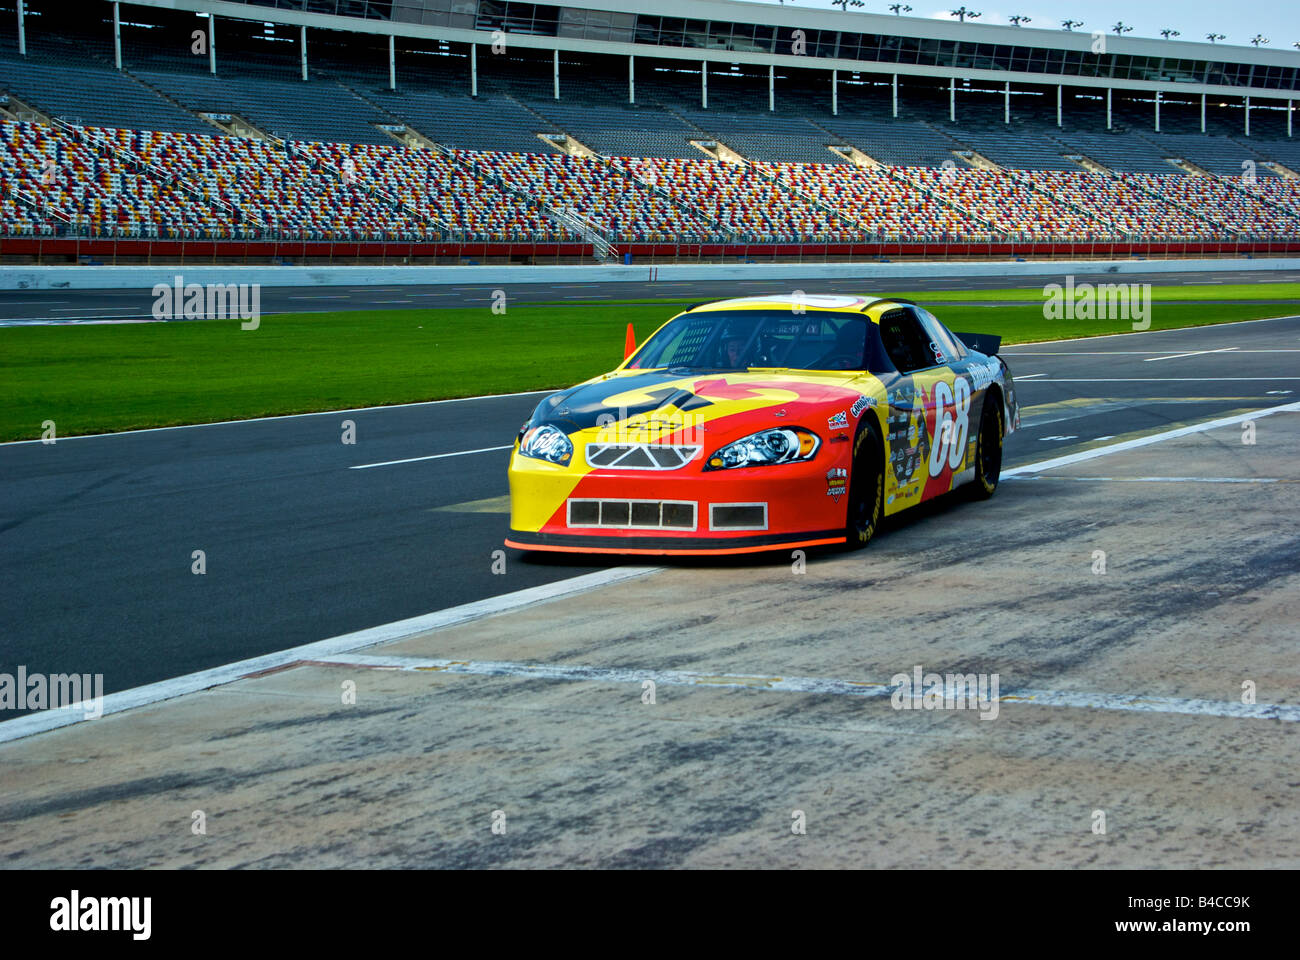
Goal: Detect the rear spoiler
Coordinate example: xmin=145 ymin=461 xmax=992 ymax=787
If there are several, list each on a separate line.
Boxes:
xmin=954 ymin=332 xmax=1001 ymax=356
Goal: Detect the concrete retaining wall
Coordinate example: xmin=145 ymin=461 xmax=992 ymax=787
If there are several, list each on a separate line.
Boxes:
xmin=4 ymin=258 xmax=1298 ymax=291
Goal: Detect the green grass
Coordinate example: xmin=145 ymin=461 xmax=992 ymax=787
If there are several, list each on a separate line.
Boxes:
xmin=2 ymin=297 xmax=1295 ymax=442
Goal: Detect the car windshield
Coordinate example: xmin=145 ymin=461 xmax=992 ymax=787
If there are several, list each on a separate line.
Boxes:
xmin=627 ymin=310 xmax=894 ymax=373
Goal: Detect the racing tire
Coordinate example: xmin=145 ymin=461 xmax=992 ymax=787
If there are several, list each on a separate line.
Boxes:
xmin=967 ymin=393 xmax=1004 ymax=501
xmin=845 ymin=421 xmax=886 ymax=549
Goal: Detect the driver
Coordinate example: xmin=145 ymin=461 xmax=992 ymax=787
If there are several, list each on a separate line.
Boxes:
xmin=724 ymin=335 xmax=746 ymax=367
xmin=717 ymin=325 xmax=751 ymax=368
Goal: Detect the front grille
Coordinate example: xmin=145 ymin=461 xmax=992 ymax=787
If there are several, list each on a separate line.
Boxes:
xmin=567 ymin=499 xmax=697 ymax=531
xmin=585 ymin=443 xmax=701 ymax=470
xmin=710 ymin=503 xmax=769 ymax=531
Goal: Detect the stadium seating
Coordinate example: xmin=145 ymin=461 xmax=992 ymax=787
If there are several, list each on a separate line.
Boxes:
xmin=606 ymin=156 xmax=855 ymax=241
xmin=892 ymin=166 xmax=1122 ymax=239
xmin=467 ymin=151 xmax=716 ymax=241
xmin=1123 ymin=173 xmax=1300 ymax=237
xmin=756 ymin=161 xmax=990 ymax=239
xmin=1017 ymin=170 xmax=1218 ymax=238
xmin=2 ymin=31 xmax=1299 ymax=248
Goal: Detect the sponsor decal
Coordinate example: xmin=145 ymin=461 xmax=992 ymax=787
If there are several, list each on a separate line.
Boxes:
xmin=929 ymin=341 xmax=946 ymax=364
xmin=850 ymin=394 xmax=874 ymax=418
xmin=829 ymin=432 xmax=850 ymax=443
xmin=826 ymin=467 xmax=848 ymax=499
xmin=968 ymin=360 xmax=997 ymax=392
xmin=827 ymin=410 xmax=848 ymax=429
xmin=928 ymin=376 xmax=973 ymax=477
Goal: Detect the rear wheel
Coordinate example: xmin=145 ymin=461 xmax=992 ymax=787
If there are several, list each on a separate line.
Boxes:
xmin=968 ymin=393 xmax=1004 ymax=500
xmin=845 ymin=422 xmax=885 ymax=548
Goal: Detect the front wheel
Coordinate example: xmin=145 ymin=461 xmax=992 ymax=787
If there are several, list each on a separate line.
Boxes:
xmin=967 ymin=393 xmax=1004 ymax=500
xmin=845 ymin=422 xmax=885 ymax=548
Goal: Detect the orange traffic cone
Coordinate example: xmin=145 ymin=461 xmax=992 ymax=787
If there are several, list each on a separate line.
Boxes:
xmin=624 ymin=323 xmax=636 ymax=360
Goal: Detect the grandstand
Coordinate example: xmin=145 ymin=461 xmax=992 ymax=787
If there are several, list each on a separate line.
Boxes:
xmin=0 ymin=0 xmax=1297 ymax=259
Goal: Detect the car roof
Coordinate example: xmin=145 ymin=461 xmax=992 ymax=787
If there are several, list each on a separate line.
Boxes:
xmin=681 ymin=294 xmax=913 ymax=321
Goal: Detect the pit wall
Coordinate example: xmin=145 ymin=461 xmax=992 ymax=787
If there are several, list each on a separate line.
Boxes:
xmin=4 ymin=257 xmax=1300 ymax=291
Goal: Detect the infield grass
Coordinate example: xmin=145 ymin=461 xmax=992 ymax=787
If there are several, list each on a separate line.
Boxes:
xmin=2 ymin=293 xmax=1296 ymax=441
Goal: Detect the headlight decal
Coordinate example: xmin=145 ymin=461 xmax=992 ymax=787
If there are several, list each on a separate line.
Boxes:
xmin=518 ymin=424 xmax=574 ymax=465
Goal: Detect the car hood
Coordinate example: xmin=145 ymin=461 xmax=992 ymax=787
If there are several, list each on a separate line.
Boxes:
xmin=528 ymin=368 xmax=874 ymax=441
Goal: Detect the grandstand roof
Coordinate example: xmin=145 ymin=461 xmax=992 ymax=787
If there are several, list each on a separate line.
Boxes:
xmin=125 ymin=0 xmax=1300 ymax=99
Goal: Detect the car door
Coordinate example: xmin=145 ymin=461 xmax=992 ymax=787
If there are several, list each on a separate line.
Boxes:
xmin=876 ymin=308 xmax=956 ymax=512
xmin=913 ymin=307 xmax=976 ymax=495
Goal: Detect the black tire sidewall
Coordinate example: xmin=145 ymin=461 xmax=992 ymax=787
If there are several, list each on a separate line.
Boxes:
xmin=846 ymin=420 xmax=885 ymax=547
xmin=973 ymin=393 xmax=1003 ymax=497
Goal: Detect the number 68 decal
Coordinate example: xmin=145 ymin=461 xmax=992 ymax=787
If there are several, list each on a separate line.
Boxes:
xmin=928 ymin=377 xmax=972 ymax=476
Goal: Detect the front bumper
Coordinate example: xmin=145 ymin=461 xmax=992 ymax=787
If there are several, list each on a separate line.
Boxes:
xmin=505 ymin=529 xmax=846 ymax=556
xmin=507 ymin=446 xmax=852 ymax=555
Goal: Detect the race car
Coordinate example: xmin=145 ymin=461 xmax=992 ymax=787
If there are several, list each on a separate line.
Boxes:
xmin=505 ymin=294 xmax=1019 ymax=556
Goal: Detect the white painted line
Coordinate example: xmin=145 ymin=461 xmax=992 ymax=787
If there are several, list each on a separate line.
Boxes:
xmin=1003 ymin=399 xmax=1300 ymax=478
xmin=49 ymin=306 xmax=142 ymax=312
xmin=0 ymin=391 xmax=552 ymax=446
xmin=1005 ymin=349 xmax=1300 ymax=356
xmin=0 ymin=566 xmax=661 ymax=745
xmin=1016 ymin=373 xmax=1047 ymax=379
xmin=1010 ymin=313 xmax=1299 ymax=347
xmin=1008 ymin=475 xmax=1282 ymax=484
xmin=350 ymin=444 xmax=514 ymax=469
xmin=1143 ymin=347 xmax=1238 ymax=362
xmin=288 ymin=296 xmax=350 ymax=300
xmin=306 ymin=654 xmax=1300 ymax=724
xmin=1030 ymin=378 xmax=1300 ymax=383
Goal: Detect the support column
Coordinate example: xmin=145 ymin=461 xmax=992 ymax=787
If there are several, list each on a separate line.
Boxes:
xmin=768 ymin=64 xmax=774 ymax=112
xmin=832 ymin=69 xmax=838 ymax=115
xmin=553 ymin=50 xmax=559 ymax=100
xmin=1154 ymin=90 xmax=1161 ymax=132
xmin=1106 ymin=88 xmax=1112 ymax=129
xmin=628 ymin=55 xmax=634 ymax=104
xmin=701 ymin=61 xmax=707 ymax=109
xmin=471 ymin=44 xmax=477 ymax=97
xmin=209 ymin=15 xmax=217 ymax=75
xmin=1056 ymin=85 xmax=1062 ymax=127
xmin=388 ymin=35 xmax=396 ymax=91
xmin=1003 ymin=81 xmax=1010 ymax=124
xmin=113 ymin=2 xmax=121 ymax=70
xmin=1244 ymin=95 xmax=1250 ymax=136
xmin=1200 ymin=93 xmax=1206 ymax=132
xmin=1289 ymin=100 xmax=1293 ymax=138
xmin=892 ymin=73 xmax=898 ymax=117
xmin=17 ymin=0 xmax=25 ymax=57
xmin=949 ymin=77 xmax=955 ymax=122
xmin=300 ymin=25 xmax=308 ymax=81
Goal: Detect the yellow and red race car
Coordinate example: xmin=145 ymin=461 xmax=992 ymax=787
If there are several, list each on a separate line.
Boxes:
xmin=505 ymin=294 xmax=1019 ymax=556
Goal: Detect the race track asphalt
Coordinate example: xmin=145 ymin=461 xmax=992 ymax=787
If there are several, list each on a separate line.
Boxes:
xmin=1 ymin=294 xmax=1297 ymax=704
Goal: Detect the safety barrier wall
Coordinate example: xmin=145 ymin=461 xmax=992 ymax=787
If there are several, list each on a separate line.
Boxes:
xmin=3 ymin=249 xmax=1300 ymax=290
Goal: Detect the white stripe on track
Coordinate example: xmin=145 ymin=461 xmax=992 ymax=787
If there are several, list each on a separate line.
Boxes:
xmin=1007 ymin=475 xmax=1282 ymax=484
xmin=308 ymin=653 xmax=1300 ymax=723
xmin=0 ymin=566 xmax=659 ymax=744
xmin=1144 ymin=347 xmax=1238 ymax=362
xmin=0 ymin=390 xmax=552 ymax=446
xmin=350 ymin=445 xmax=513 ymax=469
xmin=1002 ymin=399 xmax=1300 ymax=478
